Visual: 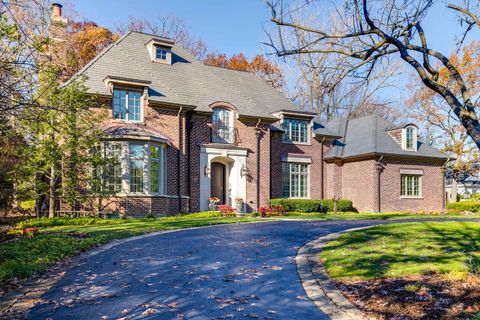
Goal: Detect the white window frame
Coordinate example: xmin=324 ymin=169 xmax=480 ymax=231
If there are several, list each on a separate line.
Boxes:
xmin=282 ymin=162 xmax=310 ymax=198
xmin=281 ymin=117 xmax=311 ymax=145
xmin=147 ymin=144 xmax=168 ymax=195
xmin=400 ymin=174 xmax=423 ymax=198
xmin=212 ymin=107 xmax=234 ymax=144
xmin=402 ymin=126 xmax=417 ymax=151
xmin=112 ymin=88 xmax=144 ymax=123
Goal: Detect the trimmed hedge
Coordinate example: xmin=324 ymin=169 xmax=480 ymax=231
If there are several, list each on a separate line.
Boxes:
xmin=270 ymin=199 xmax=354 ymax=213
xmin=446 ymin=201 xmax=480 ymax=212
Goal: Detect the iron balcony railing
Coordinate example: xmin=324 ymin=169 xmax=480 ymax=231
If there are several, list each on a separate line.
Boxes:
xmin=211 ymin=126 xmax=237 ymax=144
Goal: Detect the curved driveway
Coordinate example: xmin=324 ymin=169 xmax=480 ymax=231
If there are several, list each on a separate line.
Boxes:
xmin=27 ymin=219 xmax=477 ymax=319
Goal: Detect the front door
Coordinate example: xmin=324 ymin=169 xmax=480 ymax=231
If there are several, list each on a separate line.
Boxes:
xmin=211 ymin=162 xmax=226 ymax=204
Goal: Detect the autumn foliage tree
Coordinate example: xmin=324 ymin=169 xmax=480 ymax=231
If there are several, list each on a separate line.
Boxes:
xmin=204 ymin=53 xmax=284 ymax=89
xmin=407 ymin=41 xmax=480 ymax=201
xmin=62 ymin=21 xmax=119 ymax=79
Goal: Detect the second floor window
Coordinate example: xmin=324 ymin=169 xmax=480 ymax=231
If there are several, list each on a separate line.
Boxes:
xmin=113 ymin=89 xmax=142 ymax=122
xmin=282 ymin=118 xmax=309 ymax=143
xmin=212 ymin=108 xmax=233 ymax=143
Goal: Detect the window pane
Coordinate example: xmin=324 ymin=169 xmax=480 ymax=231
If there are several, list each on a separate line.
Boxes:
xmin=156 ymin=48 xmax=167 ymax=60
xmin=149 ymin=145 xmax=160 ymax=193
xmin=130 ymin=144 xmax=145 ymax=193
xmin=282 ymin=118 xmax=308 ymax=143
xmin=128 ymin=91 xmax=141 ymax=121
xmin=113 ymin=89 xmax=126 ymax=119
xmin=282 ymin=162 xmax=290 ymax=197
xmin=401 ymin=174 xmax=420 ymax=196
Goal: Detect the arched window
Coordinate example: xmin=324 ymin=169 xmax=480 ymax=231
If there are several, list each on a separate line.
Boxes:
xmin=212 ymin=107 xmax=233 ymax=143
xmin=404 ymin=126 xmax=417 ymax=151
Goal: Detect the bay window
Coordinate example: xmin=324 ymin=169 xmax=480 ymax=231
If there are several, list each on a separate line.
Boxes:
xmin=95 ymin=141 xmax=167 ymax=195
xmin=282 ymin=162 xmax=309 ymax=198
xmin=282 ymin=118 xmax=309 ymax=143
xmin=129 ymin=144 xmax=145 ymax=193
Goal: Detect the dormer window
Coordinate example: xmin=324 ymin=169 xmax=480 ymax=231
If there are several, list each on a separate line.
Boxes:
xmin=146 ymin=37 xmax=174 ymax=64
xmin=402 ymin=125 xmax=418 ymax=151
xmin=282 ymin=118 xmax=309 ymax=144
xmin=155 ymin=47 xmax=168 ymax=62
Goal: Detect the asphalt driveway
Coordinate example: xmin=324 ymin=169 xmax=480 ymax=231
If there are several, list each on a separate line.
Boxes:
xmin=27 ymin=219 xmax=474 ymax=319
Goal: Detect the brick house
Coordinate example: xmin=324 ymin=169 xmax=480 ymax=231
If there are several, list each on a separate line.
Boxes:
xmin=64 ymin=29 xmax=448 ymax=215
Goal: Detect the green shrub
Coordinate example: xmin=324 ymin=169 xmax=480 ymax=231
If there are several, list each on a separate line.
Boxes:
xmin=446 ymin=201 xmax=480 ymax=212
xmin=270 ymin=199 xmax=354 ymax=212
xmin=470 ymin=193 xmax=480 ymax=201
xmin=19 ymin=200 xmax=35 ymax=211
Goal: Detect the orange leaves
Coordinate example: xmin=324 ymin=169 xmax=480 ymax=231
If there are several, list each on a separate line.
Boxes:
xmin=203 ymin=53 xmax=284 ymax=88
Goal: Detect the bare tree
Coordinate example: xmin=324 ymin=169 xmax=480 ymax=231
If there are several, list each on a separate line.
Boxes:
xmin=279 ymin=9 xmax=401 ymax=120
xmin=266 ymin=0 xmax=480 ymax=148
xmin=115 ymin=15 xmax=208 ymax=59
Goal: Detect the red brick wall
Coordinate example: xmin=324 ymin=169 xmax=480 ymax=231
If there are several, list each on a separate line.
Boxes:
xmin=379 ymin=159 xmax=445 ymax=212
xmin=236 ymin=119 xmax=271 ymax=210
xmin=341 ymin=160 xmax=376 ymax=212
xmin=270 ymin=132 xmax=326 ymax=199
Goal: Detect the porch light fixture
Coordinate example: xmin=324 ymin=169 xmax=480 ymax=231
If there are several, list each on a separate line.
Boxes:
xmin=204 ymin=164 xmax=211 ymax=176
xmin=240 ymin=164 xmax=248 ymax=177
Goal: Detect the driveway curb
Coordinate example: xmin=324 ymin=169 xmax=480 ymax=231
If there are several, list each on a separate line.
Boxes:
xmin=296 ymin=225 xmax=379 ymax=320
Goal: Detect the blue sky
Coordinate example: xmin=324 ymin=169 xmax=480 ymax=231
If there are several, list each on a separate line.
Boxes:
xmin=69 ymin=0 xmax=479 ymax=107
xmin=69 ymin=0 xmax=271 ymax=58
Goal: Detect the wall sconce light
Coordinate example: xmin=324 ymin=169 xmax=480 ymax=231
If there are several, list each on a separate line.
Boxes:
xmin=204 ymin=164 xmax=211 ymax=176
xmin=240 ymin=164 xmax=248 ymax=177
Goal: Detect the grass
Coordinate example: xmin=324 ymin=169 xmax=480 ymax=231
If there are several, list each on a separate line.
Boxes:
xmin=0 ymin=214 xmax=259 ymax=284
xmin=1 ymin=211 xmax=479 ymax=286
xmin=320 ymin=221 xmax=480 ymax=280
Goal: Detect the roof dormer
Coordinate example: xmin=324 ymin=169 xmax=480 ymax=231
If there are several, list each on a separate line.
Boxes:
xmin=402 ymin=124 xmax=418 ymax=151
xmin=146 ymin=37 xmax=174 ymax=65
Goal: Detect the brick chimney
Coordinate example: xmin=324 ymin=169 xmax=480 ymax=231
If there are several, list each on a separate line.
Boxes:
xmin=51 ymin=3 xmax=63 ymax=20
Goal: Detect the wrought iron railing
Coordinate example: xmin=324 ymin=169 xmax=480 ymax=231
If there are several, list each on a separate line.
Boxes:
xmin=212 ymin=126 xmax=237 ymax=144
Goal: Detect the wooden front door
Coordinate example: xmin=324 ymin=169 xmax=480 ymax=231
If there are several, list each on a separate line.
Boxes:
xmin=211 ymin=162 xmax=226 ymax=204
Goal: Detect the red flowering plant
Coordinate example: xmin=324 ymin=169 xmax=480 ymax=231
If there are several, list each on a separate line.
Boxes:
xmin=218 ymin=204 xmax=236 ymax=217
xmin=22 ymin=227 xmax=39 ymax=238
xmin=258 ymin=205 xmax=285 ymax=217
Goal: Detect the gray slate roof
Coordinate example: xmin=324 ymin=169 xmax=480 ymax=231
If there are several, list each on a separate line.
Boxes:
xmin=324 ymin=114 xmax=449 ymax=160
xmin=69 ymin=31 xmax=300 ymax=119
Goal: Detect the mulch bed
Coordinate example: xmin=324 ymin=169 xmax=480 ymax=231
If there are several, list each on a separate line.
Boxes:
xmin=336 ymin=273 xmax=480 ymax=320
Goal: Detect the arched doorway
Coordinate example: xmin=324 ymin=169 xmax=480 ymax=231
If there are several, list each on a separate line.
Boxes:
xmin=211 ymin=162 xmax=226 ymax=204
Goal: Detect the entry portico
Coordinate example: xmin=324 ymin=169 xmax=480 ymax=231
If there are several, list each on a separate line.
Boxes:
xmin=199 ymin=144 xmax=248 ymax=211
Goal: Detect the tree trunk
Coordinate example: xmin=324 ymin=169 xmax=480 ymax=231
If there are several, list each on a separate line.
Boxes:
xmin=450 ymin=178 xmax=458 ymax=203
xmin=48 ymin=166 xmax=55 ymax=218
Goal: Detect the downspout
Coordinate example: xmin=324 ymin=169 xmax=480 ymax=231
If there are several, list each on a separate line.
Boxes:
xmin=186 ymin=112 xmax=193 ymax=212
xmin=254 ymin=119 xmax=261 ymax=211
xmin=375 ymin=155 xmax=384 ymax=212
xmin=320 ymin=137 xmax=325 ymax=199
xmin=441 ymin=158 xmax=450 ymax=209
xmin=177 ymin=106 xmax=183 ymax=212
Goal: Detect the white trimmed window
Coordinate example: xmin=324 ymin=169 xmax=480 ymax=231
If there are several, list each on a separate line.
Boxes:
xmin=149 ymin=145 xmax=167 ymax=194
xmin=129 ymin=144 xmax=145 ymax=193
xmin=282 ymin=162 xmax=309 ymax=198
xmin=402 ymin=125 xmax=417 ymax=151
xmin=212 ymin=107 xmax=233 ymax=143
xmin=282 ymin=118 xmax=309 ymax=143
xmin=113 ymin=88 xmax=142 ymax=122
xmin=401 ymin=174 xmax=421 ymax=197
xmin=105 ymin=144 xmax=122 ymax=193
xmin=156 ymin=47 xmax=168 ymax=61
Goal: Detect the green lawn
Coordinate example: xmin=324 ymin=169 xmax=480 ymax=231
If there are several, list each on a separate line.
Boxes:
xmin=1 ymin=212 xmax=479 ymax=287
xmin=320 ymin=221 xmax=480 ymax=280
xmin=0 ymin=214 xmax=260 ymax=284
